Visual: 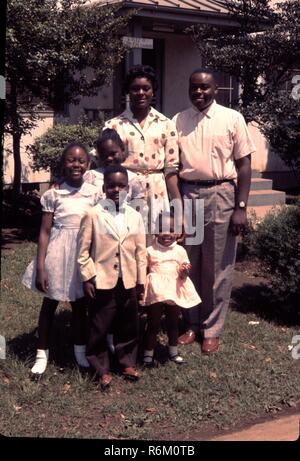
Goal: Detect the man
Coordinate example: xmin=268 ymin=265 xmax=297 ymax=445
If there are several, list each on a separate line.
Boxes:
xmin=173 ymin=69 xmax=255 ymax=353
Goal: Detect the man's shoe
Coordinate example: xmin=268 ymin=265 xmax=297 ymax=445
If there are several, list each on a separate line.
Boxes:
xmin=201 ymin=337 xmax=220 ymax=354
xmin=122 ymin=367 xmax=140 ymax=381
xmin=178 ymin=330 xmax=196 ymax=345
xmin=99 ymin=373 xmax=112 ymax=390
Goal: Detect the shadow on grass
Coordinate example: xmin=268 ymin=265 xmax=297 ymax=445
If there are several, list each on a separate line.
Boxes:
xmin=7 ymin=310 xmax=77 ymax=369
xmin=1 ymin=228 xmax=39 ymax=250
xmin=231 ymin=282 xmax=300 ymax=327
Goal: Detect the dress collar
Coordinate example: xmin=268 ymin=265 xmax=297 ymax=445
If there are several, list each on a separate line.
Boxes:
xmin=155 ymin=239 xmax=177 ymax=251
xmin=55 ymin=181 xmax=98 ymax=196
xmin=121 ymin=106 xmax=167 ymax=123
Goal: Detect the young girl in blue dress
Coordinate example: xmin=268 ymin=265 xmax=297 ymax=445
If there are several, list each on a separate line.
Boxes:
xmin=22 ymin=143 xmax=102 ymax=379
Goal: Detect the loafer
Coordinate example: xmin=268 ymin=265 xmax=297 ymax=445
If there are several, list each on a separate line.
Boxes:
xmin=99 ymin=373 xmax=112 ymax=390
xmin=122 ymin=367 xmax=140 ymax=381
xmin=178 ymin=330 xmax=196 ymax=345
xmin=201 ymin=337 xmax=220 ymax=354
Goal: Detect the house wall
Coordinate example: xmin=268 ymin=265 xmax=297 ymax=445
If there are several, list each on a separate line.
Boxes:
xmin=163 ymin=33 xmax=202 ymax=118
xmin=3 ymin=111 xmax=53 ymax=186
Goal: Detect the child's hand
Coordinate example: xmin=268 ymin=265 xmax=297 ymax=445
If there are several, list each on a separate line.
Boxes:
xmin=136 ymin=283 xmax=145 ymax=303
xmin=35 ymin=268 xmax=49 ymax=293
xmin=83 ymin=280 xmax=96 ymax=299
xmin=178 ymin=262 xmax=191 ymax=280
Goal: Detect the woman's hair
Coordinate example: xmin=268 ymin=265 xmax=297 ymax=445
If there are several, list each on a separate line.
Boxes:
xmin=124 ymin=65 xmax=158 ymax=93
xmin=103 ymin=164 xmax=128 ymax=183
xmin=96 ymin=128 xmax=125 ymax=154
xmin=59 ymin=142 xmax=89 ymax=175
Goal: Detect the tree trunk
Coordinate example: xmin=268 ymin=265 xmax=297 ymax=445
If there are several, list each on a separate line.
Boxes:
xmin=12 ymin=131 xmax=22 ymax=197
xmin=10 ymin=81 xmax=22 ymax=200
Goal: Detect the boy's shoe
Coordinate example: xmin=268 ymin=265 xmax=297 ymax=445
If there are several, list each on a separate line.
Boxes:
xmin=169 ymin=354 xmax=185 ymax=365
xmin=122 ymin=367 xmax=140 ymax=381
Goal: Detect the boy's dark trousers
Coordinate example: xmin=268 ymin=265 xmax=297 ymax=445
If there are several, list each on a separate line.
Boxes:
xmin=86 ymin=279 xmax=139 ymax=376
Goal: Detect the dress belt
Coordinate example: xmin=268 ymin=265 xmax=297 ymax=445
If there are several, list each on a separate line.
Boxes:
xmin=127 ymin=168 xmax=164 ymax=175
xmin=180 ymin=178 xmax=235 ymax=186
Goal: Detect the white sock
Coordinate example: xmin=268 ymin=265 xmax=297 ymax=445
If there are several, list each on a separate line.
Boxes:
xmin=31 ymin=349 xmax=49 ymax=374
xmin=168 ymin=345 xmax=178 ymax=357
xmin=106 ymin=334 xmax=115 ymax=354
xmin=74 ymin=344 xmax=90 ymax=368
xmin=143 ymin=349 xmax=154 ymax=363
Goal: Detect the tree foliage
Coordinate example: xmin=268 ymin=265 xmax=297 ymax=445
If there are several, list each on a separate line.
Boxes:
xmin=5 ymin=0 xmax=132 ymax=195
xmin=27 ymin=122 xmax=102 ymax=178
xmin=189 ymin=0 xmax=300 ymax=182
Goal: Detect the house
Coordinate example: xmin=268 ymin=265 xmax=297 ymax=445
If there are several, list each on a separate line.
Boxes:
xmin=3 ymin=0 xmax=296 ymax=202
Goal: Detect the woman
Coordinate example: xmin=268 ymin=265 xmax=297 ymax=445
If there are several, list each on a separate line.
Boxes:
xmin=104 ymin=65 xmax=181 ymax=236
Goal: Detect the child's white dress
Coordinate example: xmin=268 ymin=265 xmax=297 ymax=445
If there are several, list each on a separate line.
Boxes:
xmin=142 ymin=241 xmax=201 ymax=308
xmin=22 ymin=182 xmax=101 ymax=301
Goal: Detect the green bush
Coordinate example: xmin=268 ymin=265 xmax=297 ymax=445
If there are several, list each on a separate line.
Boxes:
xmin=244 ymin=202 xmax=300 ymax=307
xmin=27 ymin=123 xmax=103 ymax=178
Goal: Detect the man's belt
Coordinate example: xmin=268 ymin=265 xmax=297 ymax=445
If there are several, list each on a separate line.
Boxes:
xmin=180 ymin=178 xmax=235 ymax=186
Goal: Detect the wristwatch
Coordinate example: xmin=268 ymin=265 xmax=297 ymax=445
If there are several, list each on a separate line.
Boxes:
xmin=238 ymin=200 xmax=247 ymax=209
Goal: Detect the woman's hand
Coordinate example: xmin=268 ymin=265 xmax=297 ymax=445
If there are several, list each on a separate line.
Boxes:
xmin=35 ymin=268 xmax=49 ymax=293
xmin=178 ymin=262 xmax=191 ymax=280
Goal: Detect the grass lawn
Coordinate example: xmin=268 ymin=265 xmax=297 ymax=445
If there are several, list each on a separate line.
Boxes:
xmin=1 ymin=242 xmax=299 ymax=439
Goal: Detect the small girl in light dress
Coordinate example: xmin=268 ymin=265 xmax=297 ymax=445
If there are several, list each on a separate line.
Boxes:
xmin=22 ymin=142 xmax=102 ymax=379
xmin=142 ymin=211 xmax=201 ymax=366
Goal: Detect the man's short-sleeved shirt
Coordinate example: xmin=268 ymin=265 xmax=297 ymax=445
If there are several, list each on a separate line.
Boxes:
xmin=173 ymin=101 xmax=256 ymax=181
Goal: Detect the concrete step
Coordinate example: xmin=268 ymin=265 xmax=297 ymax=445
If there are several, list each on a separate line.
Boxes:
xmin=248 ymin=189 xmax=286 ymax=207
xmin=251 ymin=169 xmax=261 ymax=178
xmin=250 ymin=178 xmax=273 ymax=190
xmin=247 ymin=205 xmax=282 ymax=220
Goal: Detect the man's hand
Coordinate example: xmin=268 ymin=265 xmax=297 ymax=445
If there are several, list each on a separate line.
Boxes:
xmin=230 ymin=209 xmax=248 ymax=236
xmin=178 ymin=262 xmax=191 ymax=280
xmin=83 ymin=279 xmax=96 ymax=299
xmin=35 ymin=268 xmax=49 ymax=293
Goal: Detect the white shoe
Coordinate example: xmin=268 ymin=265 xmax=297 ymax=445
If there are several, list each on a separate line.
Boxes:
xmin=31 ymin=349 xmax=49 ymax=377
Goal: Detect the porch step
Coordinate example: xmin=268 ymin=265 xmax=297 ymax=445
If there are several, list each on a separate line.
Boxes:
xmin=250 ymin=178 xmax=273 ymax=190
xmin=248 ymin=189 xmax=286 ymax=207
xmin=251 ymin=169 xmax=261 ymax=178
xmin=247 ymin=205 xmax=282 ymax=220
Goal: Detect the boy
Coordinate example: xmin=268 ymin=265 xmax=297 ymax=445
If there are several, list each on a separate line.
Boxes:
xmin=77 ymin=165 xmax=146 ymax=390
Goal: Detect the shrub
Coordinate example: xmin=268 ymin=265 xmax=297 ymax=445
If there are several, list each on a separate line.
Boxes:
xmin=27 ymin=123 xmax=103 ymax=178
xmin=244 ymin=202 xmax=300 ymax=307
